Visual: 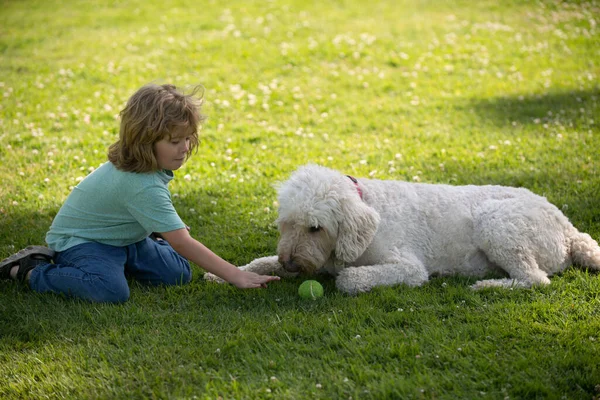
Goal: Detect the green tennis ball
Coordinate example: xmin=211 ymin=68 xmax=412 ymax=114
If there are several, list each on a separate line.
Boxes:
xmin=298 ymin=280 xmax=324 ymax=300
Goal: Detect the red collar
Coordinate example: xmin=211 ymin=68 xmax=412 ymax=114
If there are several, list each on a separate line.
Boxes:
xmin=346 ymin=175 xmax=363 ymax=199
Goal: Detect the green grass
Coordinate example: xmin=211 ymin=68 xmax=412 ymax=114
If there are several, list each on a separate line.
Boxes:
xmin=1 ymin=0 xmax=599 ymax=398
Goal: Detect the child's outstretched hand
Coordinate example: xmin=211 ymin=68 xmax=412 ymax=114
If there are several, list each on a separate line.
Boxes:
xmin=230 ymin=270 xmax=280 ymax=289
xmin=162 ymin=228 xmax=280 ymax=289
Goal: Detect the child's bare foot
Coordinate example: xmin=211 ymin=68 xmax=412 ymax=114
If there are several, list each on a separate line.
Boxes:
xmin=0 ymin=246 xmax=55 ymax=283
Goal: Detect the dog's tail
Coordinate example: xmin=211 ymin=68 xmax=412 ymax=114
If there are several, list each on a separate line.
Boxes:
xmin=569 ymin=230 xmax=600 ymax=270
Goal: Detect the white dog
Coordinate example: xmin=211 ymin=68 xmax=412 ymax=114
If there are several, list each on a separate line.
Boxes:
xmin=206 ymin=164 xmax=600 ymax=294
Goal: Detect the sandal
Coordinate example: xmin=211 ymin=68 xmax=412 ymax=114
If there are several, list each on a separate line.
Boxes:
xmin=0 ymin=246 xmax=55 ymax=283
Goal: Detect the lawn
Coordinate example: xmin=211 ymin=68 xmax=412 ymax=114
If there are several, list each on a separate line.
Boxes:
xmin=1 ymin=0 xmax=599 ymax=398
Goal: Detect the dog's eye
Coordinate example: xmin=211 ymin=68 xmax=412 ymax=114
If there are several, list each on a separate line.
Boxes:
xmin=309 ymin=226 xmax=322 ymax=233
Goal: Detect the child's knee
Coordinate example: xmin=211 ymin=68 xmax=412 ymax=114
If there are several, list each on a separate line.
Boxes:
xmin=168 ymin=261 xmax=192 ymax=285
xmin=87 ymin=278 xmax=130 ymax=303
xmin=98 ymin=287 xmax=130 ymax=303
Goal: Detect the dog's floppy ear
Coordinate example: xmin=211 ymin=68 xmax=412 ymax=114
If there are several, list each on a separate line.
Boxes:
xmin=335 ymin=196 xmax=380 ymax=262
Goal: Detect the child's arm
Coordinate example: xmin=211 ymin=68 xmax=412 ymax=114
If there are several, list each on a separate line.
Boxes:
xmin=159 ymin=228 xmax=280 ymax=288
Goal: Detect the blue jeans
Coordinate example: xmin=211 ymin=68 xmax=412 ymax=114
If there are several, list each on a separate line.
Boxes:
xmin=29 ymin=238 xmax=191 ymax=303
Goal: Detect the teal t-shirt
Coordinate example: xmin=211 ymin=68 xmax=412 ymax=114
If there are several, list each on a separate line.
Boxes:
xmin=46 ymin=162 xmax=186 ymax=252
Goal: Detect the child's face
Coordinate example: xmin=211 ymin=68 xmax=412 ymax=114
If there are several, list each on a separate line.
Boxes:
xmin=154 ymin=126 xmax=192 ymax=171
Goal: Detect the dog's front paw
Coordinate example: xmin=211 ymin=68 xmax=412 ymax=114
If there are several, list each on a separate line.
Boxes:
xmin=204 ymin=272 xmax=227 ymax=284
xmin=241 ymin=256 xmax=289 ymax=276
xmin=335 ymin=268 xmax=372 ymax=295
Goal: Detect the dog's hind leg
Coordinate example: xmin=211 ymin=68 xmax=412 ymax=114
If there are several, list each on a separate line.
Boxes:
xmin=470 ymin=245 xmax=551 ymax=290
xmin=335 ymin=254 xmax=428 ymax=295
xmin=472 ymin=198 xmax=558 ymax=290
xmin=470 ymin=277 xmax=534 ymax=290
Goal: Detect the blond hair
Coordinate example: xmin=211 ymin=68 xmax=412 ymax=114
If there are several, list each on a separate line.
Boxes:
xmin=108 ymin=83 xmax=204 ymax=172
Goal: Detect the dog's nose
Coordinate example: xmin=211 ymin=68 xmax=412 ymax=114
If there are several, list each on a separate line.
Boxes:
xmin=282 ymin=259 xmax=301 ymax=273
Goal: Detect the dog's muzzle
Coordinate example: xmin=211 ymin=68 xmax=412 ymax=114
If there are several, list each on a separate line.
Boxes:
xmin=280 ymin=258 xmax=301 ymax=273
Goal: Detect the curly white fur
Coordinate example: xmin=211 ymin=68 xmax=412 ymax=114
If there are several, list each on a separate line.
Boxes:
xmin=205 ymin=164 xmax=600 ymax=294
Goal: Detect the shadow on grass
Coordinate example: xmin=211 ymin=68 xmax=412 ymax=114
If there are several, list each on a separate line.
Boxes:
xmin=470 ymin=88 xmax=599 ymax=127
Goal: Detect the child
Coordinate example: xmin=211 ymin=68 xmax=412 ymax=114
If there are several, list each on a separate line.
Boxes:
xmin=0 ymin=83 xmax=279 ymax=303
